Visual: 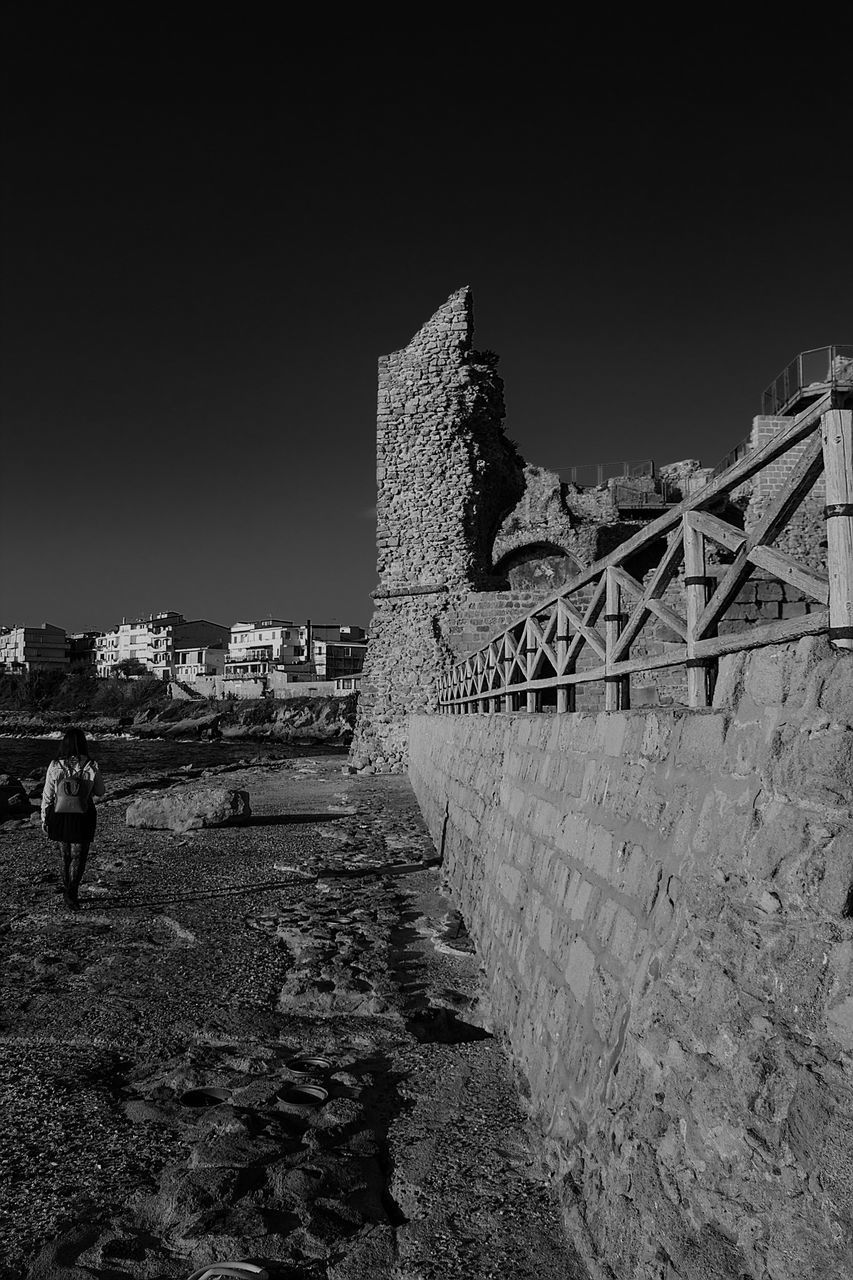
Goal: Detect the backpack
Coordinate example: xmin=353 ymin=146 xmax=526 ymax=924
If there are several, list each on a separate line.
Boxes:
xmin=54 ymin=760 xmax=94 ymax=815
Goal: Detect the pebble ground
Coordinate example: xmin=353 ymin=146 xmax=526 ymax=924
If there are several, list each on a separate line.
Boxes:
xmin=0 ymin=753 xmax=589 ymax=1280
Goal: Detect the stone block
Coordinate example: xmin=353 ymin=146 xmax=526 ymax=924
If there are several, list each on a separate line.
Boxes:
xmin=595 ymin=896 xmax=619 ymax=946
xmin=566 ymin=874 xmax=594 ymax=923
xmin=554 ymin=810 xmax=589 ymax=859
xmin=587 ymin=826 xmax=614 ymax=879
xmin=772 ymin=725 xmax=853 ymax=809
xmin=610 ymin=907 xmax=638 ymax=966
xmin=497 ymin=864 xmax=523 ymax=907
xmin=545 ymin=857 xmax=571 ymax=907
xmin=613 ymin=842 xmax=646 ymax=900
xmin=600 ymin=712 xmax=628 ymax=757
xmin=634 ymin=773 xmax=667 ymax=829
xmin=675 ymin=713 xmax=727 ymax=770
xmin=590 ymin=967 xmax=624 ymax=1042
xmin=126 ymin=787 xmax=251 ymax=833
xmin=818 ymin=655 xmax=853 ymax=728
xmin=565 ymin=936 xmax=595 ymax=1005
xmin=537 ymin=905 xmax=554 ymax=954
xmin=742 ymin=646 xmax=790 ymax=706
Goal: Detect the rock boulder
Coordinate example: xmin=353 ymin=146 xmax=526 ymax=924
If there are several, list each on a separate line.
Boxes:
xmin=126 ymin=787 xmax=251 ymax=833
xmin=0 ymin=771 xmax=32 ymax=821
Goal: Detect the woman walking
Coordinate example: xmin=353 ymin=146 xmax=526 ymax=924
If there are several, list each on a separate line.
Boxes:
xmin=41 ymin=728 xmax=106 ymax=911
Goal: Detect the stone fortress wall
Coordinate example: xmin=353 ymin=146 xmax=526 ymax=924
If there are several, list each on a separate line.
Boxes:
xmin=409 ymin=637 xmax=853 ymax=1280
xmin=353 ymin=291 xmax=852 ymax=1277
xmin=352 ymin=288 xmax=827 ymax=766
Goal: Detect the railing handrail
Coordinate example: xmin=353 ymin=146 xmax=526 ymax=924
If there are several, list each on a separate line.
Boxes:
xmin=710 ymin=437 xmax=751 ymax=479
xmin=441 ymin=392 xmax=852 ymax=715
xmin=761 ymin=344 xmax=853 ymax=417
xmin=496 ymin=391 xmax=831 ymax=631
xmin=557 ymin=458 xmax=655 ymax=486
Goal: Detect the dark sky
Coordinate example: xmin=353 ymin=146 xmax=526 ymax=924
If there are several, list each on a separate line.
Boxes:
xmin=2 ymin=16 xmax=851 ymax=634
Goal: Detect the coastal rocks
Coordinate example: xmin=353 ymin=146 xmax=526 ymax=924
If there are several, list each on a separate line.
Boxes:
xmin=0 ymin=770 xmax=31 ymax=820
xmin=126 ymin=787 xmax=251 ymax=833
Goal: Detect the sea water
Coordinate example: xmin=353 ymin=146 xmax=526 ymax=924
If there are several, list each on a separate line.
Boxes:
xmin=0 ymin=736 xmax=301 ymax=779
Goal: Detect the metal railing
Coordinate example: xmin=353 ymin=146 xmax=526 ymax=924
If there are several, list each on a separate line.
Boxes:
xmin=559 ymin=459 xmax=655 ymax=487
xmin=440 ymin=393 xmax=853 ymax=715
xmin=761 ymin=345 xmax=853 ymax=417
xmin=710 ymin=437 xmax=751 ymax=479
xmin=612 ymin=481 xmax=674 ymax=508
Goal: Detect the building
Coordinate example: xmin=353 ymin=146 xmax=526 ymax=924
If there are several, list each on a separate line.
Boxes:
xmin=0 ymin=624 xmax=69 ymax=673
xmin=312 ymin=637 xmax=368 ymax=679
xmin=225 ymin=619 xmax=367 ymax=680
xmin=225 ymin=619 xmax=308 ymax=679
xmin=334 ymin=673 xmax=363 ymax=695
xmin=68 ymin=631 xmax=101 ymax=669
xmin=174 ymin=644 xmax=226 ymax=682
xmin=95 ymin=612 xmax=229 ymax=679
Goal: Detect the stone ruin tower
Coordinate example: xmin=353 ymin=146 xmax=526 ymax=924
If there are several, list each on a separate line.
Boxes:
xmin=350 ymin=287 xmax=525 ymax=771
xmin=351 ymin=285 xmax=686 ymax=771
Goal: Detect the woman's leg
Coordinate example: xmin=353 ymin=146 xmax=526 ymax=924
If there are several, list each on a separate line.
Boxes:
xmin=68 ymin=842 xmax=89 ymax=903
xmin=60 ymin=843 xmax=77 ymax=908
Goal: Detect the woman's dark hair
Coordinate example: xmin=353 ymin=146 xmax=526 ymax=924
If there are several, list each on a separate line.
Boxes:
xmin=58 ymin=727 xmax=89 ymax=759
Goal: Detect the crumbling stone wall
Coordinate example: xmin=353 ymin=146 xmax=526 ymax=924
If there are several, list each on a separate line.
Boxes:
xmin=353 ymin=290 xmax=835 ymax=769
xmin=409 ymin=635 xmax=853 ymax=1280
xmin=351 ymin=287 xmax=525 ymax=771
xmin=373 ymin=286 xmax=522 ymax=594
xmin=353 ymin=290 xmax=682 ymax=770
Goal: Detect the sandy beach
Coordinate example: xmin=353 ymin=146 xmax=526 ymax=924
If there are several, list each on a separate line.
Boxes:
xmin=0 ymin=752 xmax=585 ymax=1280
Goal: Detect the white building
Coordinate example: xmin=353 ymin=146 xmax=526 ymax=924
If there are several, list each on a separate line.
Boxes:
xmin=174 ymin=644 xmax=226 ymax=682
xmin=225 ymin=619 xmax=367 ymax=681
xmin=0 ymin=623 xmax=69 ymax=673
xmin=225 ymin=619 xmax=308 ymax=678
xmin=95 ymin=612 xmax=229 ymax=680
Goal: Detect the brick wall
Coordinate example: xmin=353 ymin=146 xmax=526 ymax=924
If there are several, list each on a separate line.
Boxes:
xmin=409 ymin=636 xmax=853 ymax=1280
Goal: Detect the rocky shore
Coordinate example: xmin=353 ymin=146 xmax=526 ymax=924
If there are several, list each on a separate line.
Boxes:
xmin=0 ymin=693 xmax=357 ymax=748
xmin=0 ymin=754 xmax=586 ymax=1279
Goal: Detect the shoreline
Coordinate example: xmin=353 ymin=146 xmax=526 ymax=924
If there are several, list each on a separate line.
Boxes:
xmin=0 ymin=694 xmax=356 ymax=749
xmin=0 ymin=753 xmax=583 ymax=1279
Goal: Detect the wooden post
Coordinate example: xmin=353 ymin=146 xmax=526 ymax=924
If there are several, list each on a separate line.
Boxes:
xmin=556 ymin=609 xmax=570 ymax=713
xmin=822 ymin=409 xmax=853 ymax=651
xmin=605 ymin=567 xmax=629 ymax=710
xmin=683 ymin=515 xmax=713 ymax=706
xmin=485 ymin=647 xmax=495 ymax=714
xmin=503 ymin=646 xmax=514 ymax=713
xmin=525 ymin=621 xmax=537 ymax=712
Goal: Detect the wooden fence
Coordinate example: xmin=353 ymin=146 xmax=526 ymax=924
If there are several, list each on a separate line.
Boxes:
xmin=439 ymin=401 xmax=853 ymax=714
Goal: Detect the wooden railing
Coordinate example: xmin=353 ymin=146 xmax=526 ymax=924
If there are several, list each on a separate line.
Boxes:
xmin=440 ymin=401 xmax=853 ymax=714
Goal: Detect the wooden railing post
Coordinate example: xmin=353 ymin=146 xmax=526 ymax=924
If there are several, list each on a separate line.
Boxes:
xmin=683 ymin=515 xmax=713 ymax=706
xmin=556 ymin=604 xmax=573 ymax=712
xmin=822 ymin=409 xmax=853 ymax=651
xmin=605 ymin=567 xmax=629 ymax=710
xmin=525 ymin=619 xmax=538 ymax=712
xmin=503 ymin=645 xmax=514 ymax=713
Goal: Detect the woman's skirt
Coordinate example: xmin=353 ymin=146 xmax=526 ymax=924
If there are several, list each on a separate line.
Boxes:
xmin=48 ymin=806 xmax=97 ymax=844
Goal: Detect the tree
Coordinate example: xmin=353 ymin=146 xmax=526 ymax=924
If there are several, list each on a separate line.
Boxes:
xmin=113 ymin=658 xmax=147 ymax=681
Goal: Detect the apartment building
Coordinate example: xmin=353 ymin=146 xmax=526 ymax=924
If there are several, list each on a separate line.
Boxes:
xmin=69 ymin=632 xmax=100 ymax=669
xmin=95 ymin=612 xmax=229 ymax=679
xmin=174 ymin=644 xmax=226 ymax=682
xmin=0 ymin=623 xmax=69 ymax=673
xmin=225 ymin=620 xmax=307 ymax=678
xmin=312 ymin=637 xmax=368 ymax=679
